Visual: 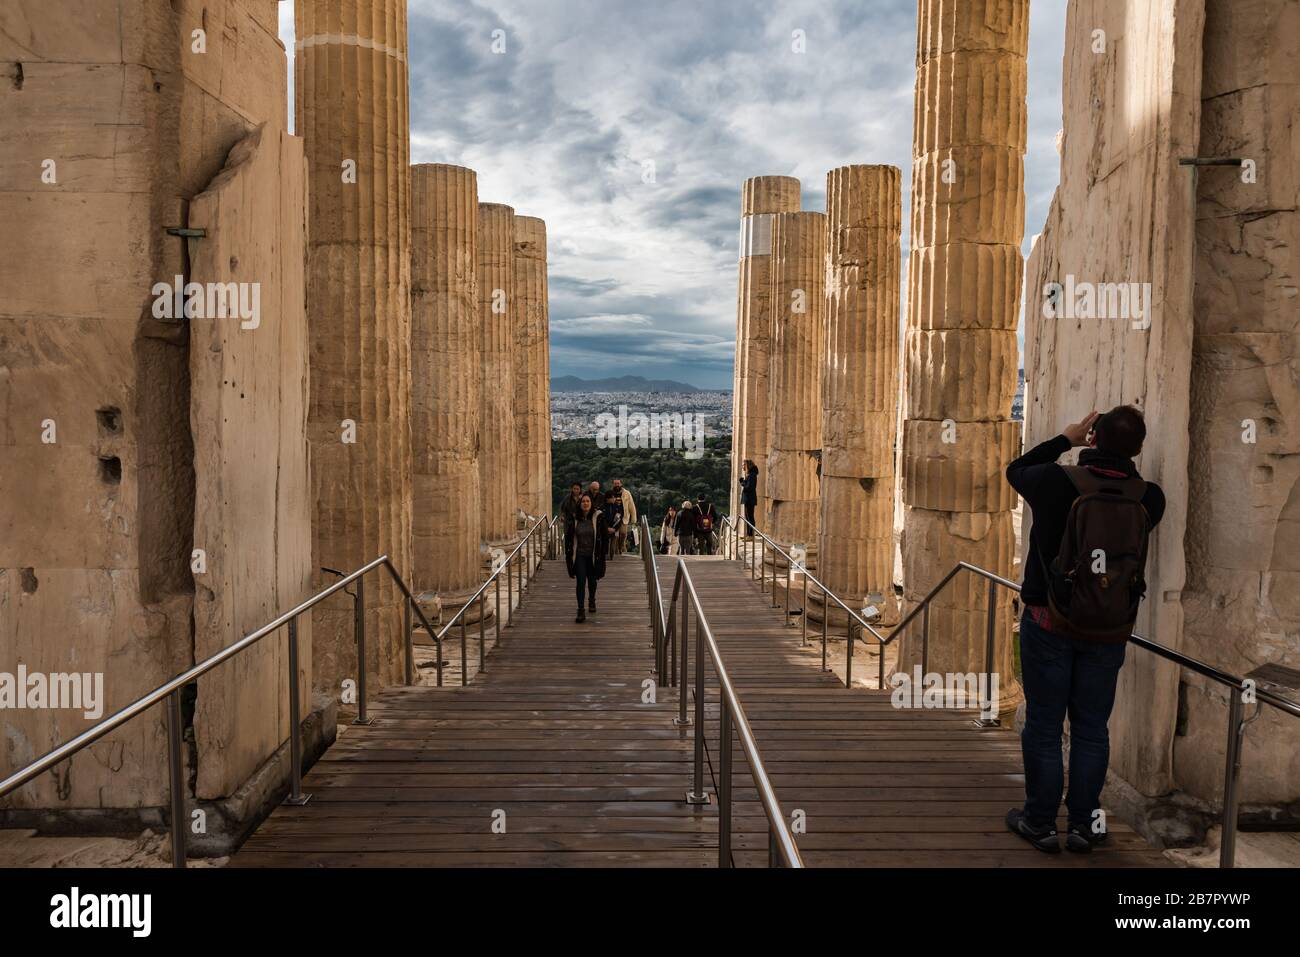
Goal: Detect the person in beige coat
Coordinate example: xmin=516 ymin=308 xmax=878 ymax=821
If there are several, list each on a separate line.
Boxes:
xmin=610 ymin=479 xmax=637 ymax=555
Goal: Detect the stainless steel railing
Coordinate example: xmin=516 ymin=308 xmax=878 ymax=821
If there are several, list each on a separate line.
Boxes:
xmin=640 ymin=516 xmax=669 ymax=665
xmin=0 ymin=554 xmax=438 ymax=868
xmin=719 ymin=514 xmax=1300 ymax=868
xmin=0 ymin=513 xmax=562 ymax=868
xmin=642 ymin=519 xmax=802 ymax=868
xmin=720 ymin=515 xmax=892 ymax=689
xmin=424 ymin=514 xmax=558 ymax=686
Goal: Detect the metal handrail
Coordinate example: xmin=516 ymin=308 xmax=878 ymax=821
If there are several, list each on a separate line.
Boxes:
xmin=640 ymin=516 xmax=668 ymax=666
xmin=721 ymin=515 xmax=890 ymax=688
xmin=646 ymin=551 xmax=803 ymax=867
xmin=423 ymin=514 xmax=556 ymax=687
xmin=0 ymin=554 xmax=440 ymax=868
xmin=719 ymin=516 xmax=1300 ymax=867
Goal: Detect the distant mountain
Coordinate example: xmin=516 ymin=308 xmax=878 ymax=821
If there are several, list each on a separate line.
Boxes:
xmin=551 ymin=374 xmax=711 ymax=393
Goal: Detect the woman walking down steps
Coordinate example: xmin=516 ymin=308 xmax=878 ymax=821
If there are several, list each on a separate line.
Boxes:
xmin=564 ymin=493 xmax=609 ymax=623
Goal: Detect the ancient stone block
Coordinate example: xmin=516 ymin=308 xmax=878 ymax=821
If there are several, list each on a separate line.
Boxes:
xmin=477 ymin=202 xmax=519 ymax=544
xmin=907 ymin=244 xmax=1023 ymax=331
xmin=906 ymin=328 xmax=1018 ymax=421
xmin=188 ymin=126 xmax=313 ymax=800
xmin=901 ymin=508 xmax=1014 ymax=610
xmin=901 ymin=420 xmax=1020 ymax=513
xmin=910 ymin=146 xmax=1024 ymax=248
xmin=411 ymin=164 xmax=481 ymax=597
xmin=913 ymin=51 xmax=1027 ymax=154
xmin=914 ymin=0 xmax=1029 ymax=64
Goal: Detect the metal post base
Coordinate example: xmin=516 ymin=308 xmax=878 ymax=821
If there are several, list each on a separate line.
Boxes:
xmin=673 ymin=716 xmax=693 ymax=728
xmin=685 ymin=791 xmax=711 ymax=805
xmin=283 ymin=793 xmax=312 ymax=806
xmin=973 ymin=717 xmax=1000 ymax=729
xmin=351 ymin=717 xmax=374 ymax=727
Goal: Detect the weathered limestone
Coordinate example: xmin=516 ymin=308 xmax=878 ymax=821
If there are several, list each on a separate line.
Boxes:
xmin=296 ymin=0 xmax=413 ymax=700
xmin=477 ymin=202 xmax=519 ymax=546
xmin=899 ymin=0 xmax=1025 ymax=709
xmin=1 ymin=0 xmax=315 ymax=824
xmin=766 ymin=210 xmax=826 ymax=560
xmin=410 ymin=164 xmax=481 ymax=605
xmin=1027 ymin=0 xmax=1298 ymax=822
xmin=818 ymin=166 xmax=902 ymax=624
xmin=514 ymin=215 xmax=551 ymax=521
xmin=730 ymin=176 xmax=801 ymax=530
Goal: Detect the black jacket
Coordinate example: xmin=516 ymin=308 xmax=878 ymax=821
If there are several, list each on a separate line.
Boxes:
xmin=560 ymin=494 xmax=584 ymax=522
xmin=564 ymin=510 xmax=609 ymax=580
xmin=674 ymin=507 xmax=696 ymax=536
xmin=1007 ymin=435 xmax=1166 ymax=606
xmin=739 ymin=468 xmax=758 ymax=506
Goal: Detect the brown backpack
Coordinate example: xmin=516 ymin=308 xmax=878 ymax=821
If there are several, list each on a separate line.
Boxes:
xmin=1046 ymin=466 xmax=1151 ymax=642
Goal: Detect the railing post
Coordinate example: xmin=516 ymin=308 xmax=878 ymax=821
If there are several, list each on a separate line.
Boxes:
xmin=506 ymin=552 xmax=514 ymax=628
xmin=496 ymin=576 xmax=502 ymax=644
xmin=676 ymin=590 xmax=690 ymax=727
xmin=286 ymin=617 xmax=310 ymax=805
xmin=479 ymin=592 xmax=487 ymax=674
xmin=846 ymin=621 xmax=854 ymax=688
xmin=686 ymin=599 xmax=709 ymax=805
xmin=801 ymin=572 xmax=808 ymax=645
xmin=768 ymin=824 xmax=780 ymax=868
xmin=784 ymin=559 xmax=792 ymax=624
xmin=403 ymin=598 xmax=414 ymax=686
xmin=980 ymin=576 xmax=999 ymax=727
xmin=1219 ymin=691 xmax=1246 ymax=868
xmin=719 ymin=700 xmax=733 ymax=867
xmin=921 ymin=603 xmax=930 ymax=675
xmin=821 ymin=590 xmax=829 ymax=673
xmin=167 ymin=689 xmax=187 ymax=869
xmin=878 ymin=635 xmax=886 ymax=690
xmin=460 ymin=608 xmax=468 ymax=687
xmin=354 ymin=576 xmax=370 ymax=725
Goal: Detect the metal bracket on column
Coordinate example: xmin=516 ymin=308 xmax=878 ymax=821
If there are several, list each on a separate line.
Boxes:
xmin=165 ymin=227 xmax=207 ymax=238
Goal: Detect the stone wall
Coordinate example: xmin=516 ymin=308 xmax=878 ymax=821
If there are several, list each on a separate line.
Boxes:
xmin=1024 ymin=0 xmax=1203 ymax=797
xmin=1 ymin=0 xmax=313 ymax=817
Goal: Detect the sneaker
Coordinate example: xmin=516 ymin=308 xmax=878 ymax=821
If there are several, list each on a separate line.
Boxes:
xmin=1065 ymin=823 xmax=1108 ymax=854
xmin=1006 ymin=808 xmax=1060 ymax=854
xmin=576 ymin=610 xmax=586 ymax=623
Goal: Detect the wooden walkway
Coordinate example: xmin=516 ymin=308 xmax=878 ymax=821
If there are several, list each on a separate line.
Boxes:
xmin=234 ymin=557 xmax=713 ymax=867
xmin=663 ymin=558 xmax=1167 ymax=867
xmin=234 ymin=550 xmax=1165 ymax=867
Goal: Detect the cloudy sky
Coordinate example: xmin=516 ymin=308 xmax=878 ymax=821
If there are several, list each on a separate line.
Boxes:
xmin=280 ymin=1 xmax=1065 ymax=390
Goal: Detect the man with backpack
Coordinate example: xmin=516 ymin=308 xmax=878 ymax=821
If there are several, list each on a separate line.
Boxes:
xmin=1004 ymin=406 xmax=1166 ymax=854
xmin=694 ymin=494 xmax=717 ymax=555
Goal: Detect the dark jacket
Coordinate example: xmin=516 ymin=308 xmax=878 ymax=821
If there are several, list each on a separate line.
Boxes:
xmin=1007 ymin=435 xmax=1166 ymax=606
xmin=564 ymin=510 xmax=609 ymax=580
xmin=674 ymin=507 xmax=696 ymax=537
xmin=739 ymin=467 xmax=758 ymax=506
xmin=603 ymin=499 xmax=624 ymax=531
xmin=560 ymin=493 xmax=584 ymax=522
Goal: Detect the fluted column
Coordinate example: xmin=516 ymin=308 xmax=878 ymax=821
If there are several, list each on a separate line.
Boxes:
xmin=900 ymin=0 xmax=1025 ymax=711
xmin=818 ymin=165 xmax=902 ymax=624
xmin=296 ymin=0 xmax=412 ymax=697
xmin=477 ymin=202 xmax=519 ymax=545
xmin=514 ymin=215 xmax=551 ymax=521
xmin=731 ymin=176 xmax=801 ymax=531
xmin=411 ymin=164 xmax=481 ymax=604
xmin=766 ymin=210 xmax=826 ymax=562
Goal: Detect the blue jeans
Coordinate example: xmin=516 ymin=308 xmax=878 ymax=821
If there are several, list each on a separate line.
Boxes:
xmin=1018 ymin=610 xmax=1127 ymax=830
